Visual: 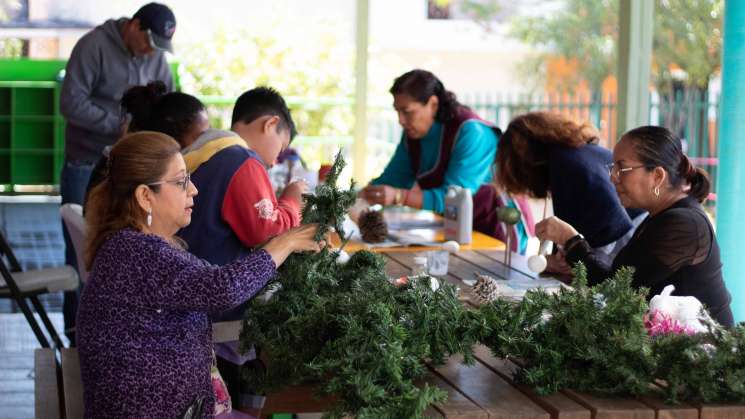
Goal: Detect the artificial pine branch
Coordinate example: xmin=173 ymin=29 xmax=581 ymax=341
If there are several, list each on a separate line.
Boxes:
xmin=240 ymin=151 xmax=745 ymax=411
xmin=240 ymin=152 xmax=477 ymax=418
xmin=300 ymin=150 xmax=357 ymax=242
xmin=478 ymin=264 xmax=655 ymax=396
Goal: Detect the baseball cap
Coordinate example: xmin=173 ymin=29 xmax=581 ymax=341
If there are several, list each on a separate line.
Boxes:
xmin=133 ymin=3 xmax=176 ymax=53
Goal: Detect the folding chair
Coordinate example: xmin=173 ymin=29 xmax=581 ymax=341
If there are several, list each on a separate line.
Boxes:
xmin=60 ymin=203 xmax=89 ymax=283
xmin=0 ymin=230 xmax=79 ymax=349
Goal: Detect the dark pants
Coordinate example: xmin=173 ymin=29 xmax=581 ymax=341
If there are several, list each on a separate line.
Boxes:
xmin=60 ymin=159 xmax=94 ymax=346
xmin=216 ymin=356 xmax=266 ymax=409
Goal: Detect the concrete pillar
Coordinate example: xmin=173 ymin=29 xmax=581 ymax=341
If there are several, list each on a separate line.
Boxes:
xmin=616 ymin=0 xmax=654 ymax=139
xmin=716 ymin=0 xmax=745 ymax=322
xmin=353 ymin=0 xmax=369 ymax=183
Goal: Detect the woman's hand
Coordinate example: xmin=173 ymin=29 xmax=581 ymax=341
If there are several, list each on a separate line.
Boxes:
xmin=545 ymin=251 xmax=572 ymax=276
xmin=535 ymin=216 xmax=579 ymax=246
xmin=262 ymin=224 xmax=326 ymax=267
xmin=360 ymin=184 xmax=396 ymax=206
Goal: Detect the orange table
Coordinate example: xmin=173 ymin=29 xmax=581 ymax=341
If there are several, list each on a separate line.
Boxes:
xmin=332 ymin=229 xmax=505 ymax=253
xmin=332 ymin=207 xmax=505 ymax=253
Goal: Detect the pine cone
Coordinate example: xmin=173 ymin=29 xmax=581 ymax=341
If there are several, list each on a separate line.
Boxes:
xmin=472 ymin=273 xmax=501 ymax=304
xmin=358 ymin=209 xmax=388 ymax=243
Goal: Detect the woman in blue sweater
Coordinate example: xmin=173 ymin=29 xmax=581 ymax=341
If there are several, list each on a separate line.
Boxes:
xmin=360 ymin=69 xmax=532 ymax=252
xmin=496 ymin=111 xmax=644 ymax=272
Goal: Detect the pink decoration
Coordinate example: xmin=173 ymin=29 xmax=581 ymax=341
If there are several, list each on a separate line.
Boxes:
xmin=644 ymin=309 xmax=698 ymax=337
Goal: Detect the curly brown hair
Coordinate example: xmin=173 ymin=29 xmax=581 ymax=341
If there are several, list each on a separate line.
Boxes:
xmin=496 ymin=111 xmax=600 ymax=198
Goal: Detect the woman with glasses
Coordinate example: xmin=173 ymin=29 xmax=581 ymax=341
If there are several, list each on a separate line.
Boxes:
xmin=536 ymin=126 xmax=733 ymax=326
xmin=77 ymin=131 xmax=325 ymax=418
xmin=496 ymin=111 xmax=643 ymax=272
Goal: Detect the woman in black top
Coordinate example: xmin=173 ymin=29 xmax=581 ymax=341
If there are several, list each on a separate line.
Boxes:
xmin=536 ymin=126 xmax=734 ymax=326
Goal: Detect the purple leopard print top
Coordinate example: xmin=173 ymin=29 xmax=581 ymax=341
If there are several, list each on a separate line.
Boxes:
xmin=77 ymin=228 xmax=276 ymax=418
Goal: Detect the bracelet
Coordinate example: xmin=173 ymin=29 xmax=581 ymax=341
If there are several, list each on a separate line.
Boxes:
xmin=563 ymin=233 xmax=586 ymax=252
xmin=394 ymin=188 xmax=403 ymax=206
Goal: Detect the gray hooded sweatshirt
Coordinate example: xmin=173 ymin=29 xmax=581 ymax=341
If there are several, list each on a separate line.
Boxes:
xmin=60 ymin=18 xmax=173 ymax=162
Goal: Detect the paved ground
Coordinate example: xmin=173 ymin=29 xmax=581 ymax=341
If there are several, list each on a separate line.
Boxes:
xmin=0 ymin=313 xmax=66 ymax=419
xmin=1 ymin=201 xmax=67 ymax=419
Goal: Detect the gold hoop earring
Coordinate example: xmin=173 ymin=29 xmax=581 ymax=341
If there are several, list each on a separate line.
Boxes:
xmin=654 ymin=186 xmax=660 ymax=197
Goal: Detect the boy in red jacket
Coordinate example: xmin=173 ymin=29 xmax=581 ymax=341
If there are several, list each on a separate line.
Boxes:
xmin=179 ymin=87 xmax=307 ymax=411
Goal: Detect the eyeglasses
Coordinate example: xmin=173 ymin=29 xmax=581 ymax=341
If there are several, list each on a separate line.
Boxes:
xmin=148 ymin=172 xmax=191 ymax=191
xmin=606 ymin=163 xmax=648 ymax=180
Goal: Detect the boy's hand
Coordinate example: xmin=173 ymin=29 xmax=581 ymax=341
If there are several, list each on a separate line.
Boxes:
xmin=282 ymin=179 xmax=308 ymax=203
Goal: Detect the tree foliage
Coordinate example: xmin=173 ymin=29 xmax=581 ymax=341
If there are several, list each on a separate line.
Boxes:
xmin=509 ymin=0 xmax=723 ymax=93
xmin=510 ymin=0 xmax=617 ymax=93
xmin=654 ymin=0 xmax=723 ymax=90
xmin=178 ymin=25 xmax=355 ymax=138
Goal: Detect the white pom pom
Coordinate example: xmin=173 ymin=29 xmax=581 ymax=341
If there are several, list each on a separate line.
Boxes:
xmin=335 ymin=250 xmax=350 ymax=265
xmin=527 ymin=254 xmax=548 ymax=273
xmin=441 ymin=240 xmax=460 ymax=253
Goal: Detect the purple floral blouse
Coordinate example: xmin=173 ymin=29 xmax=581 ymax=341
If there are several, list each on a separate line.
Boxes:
xmin=77 ymin=229 xmax=276 ymax=418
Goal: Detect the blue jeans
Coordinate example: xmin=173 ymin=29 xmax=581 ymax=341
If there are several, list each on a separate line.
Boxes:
xmin=60 ymin=159 xmax=95 ymax=345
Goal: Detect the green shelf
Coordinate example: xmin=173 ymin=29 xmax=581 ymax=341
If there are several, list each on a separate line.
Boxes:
xmin=0 ymin=58 xmax=180 ymax=191
xmin=0 ymin=59 xmax=66 ymax=188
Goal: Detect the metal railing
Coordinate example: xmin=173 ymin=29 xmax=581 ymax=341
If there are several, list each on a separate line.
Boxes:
xmin=201 ymin=91 xmax=720 ymax=204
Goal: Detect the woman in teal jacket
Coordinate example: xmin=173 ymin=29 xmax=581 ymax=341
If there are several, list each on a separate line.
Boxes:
xmin=361 ymin=69 xmax=533 ymax=252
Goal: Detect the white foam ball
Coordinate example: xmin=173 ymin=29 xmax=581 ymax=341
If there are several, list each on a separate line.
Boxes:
xmin=527 ymin=254 xmax=548 ymax=273
xmin=442 ymin=240 xmax=460 ymax=253
xmin=335 ymin=250 xmax=350 ymax=265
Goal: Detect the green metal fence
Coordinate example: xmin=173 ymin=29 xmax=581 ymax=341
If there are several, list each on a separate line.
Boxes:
xmin=199 ymin=92 xmax=720 ymax=206
xmin=0 ymin=60 xmax=719 ymax=205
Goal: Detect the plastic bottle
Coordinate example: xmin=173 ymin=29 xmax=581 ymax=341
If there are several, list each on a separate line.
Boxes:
xmin=443 ymin=186 xmax=473 ymax=245
xmin=411 ymin=256 xmax=428 ymax=276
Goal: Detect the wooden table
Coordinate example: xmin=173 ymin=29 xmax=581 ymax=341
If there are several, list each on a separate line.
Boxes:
xmin=255 ymin=236 xmax=745 ymax=418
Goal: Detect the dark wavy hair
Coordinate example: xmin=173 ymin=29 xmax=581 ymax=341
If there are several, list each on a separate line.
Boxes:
xmin=496 ymin=111 xmax=600 ymax=198
xmin=121 ymin=81 xmax=205 ymax=147
xmin=621 ymin=126 xmax=710 ymax=203
xmin=389 ymin=69 xmax=463 ymax=123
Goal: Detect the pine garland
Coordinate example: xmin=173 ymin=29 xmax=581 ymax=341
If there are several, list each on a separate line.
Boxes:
xmin=651 ymin=322 xmax=745 ymax=403
xmin=240 ymin=153 xmax=478 ymax=418
xmin=477 ymin=264 xmax=656 ymax=396
xmin=477 ymin=263 xmax=745 ymax=404
xmin=239 ymin=153 xmax=745 ymax=416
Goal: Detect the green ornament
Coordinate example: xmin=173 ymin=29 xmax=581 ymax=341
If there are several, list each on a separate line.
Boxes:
xmin=496 ymin=207 xmax=521 ymax=225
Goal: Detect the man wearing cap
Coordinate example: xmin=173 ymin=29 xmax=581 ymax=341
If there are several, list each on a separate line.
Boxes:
xmin=59 ymin=2 xmax=176 ymax=344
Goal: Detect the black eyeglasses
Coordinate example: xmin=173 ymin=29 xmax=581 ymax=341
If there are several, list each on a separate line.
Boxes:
xmin=148 ymin=172 xmax=191 ymax=191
